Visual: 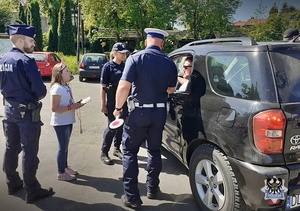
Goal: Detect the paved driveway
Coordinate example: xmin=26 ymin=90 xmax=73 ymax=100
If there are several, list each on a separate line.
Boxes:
xmin=0 ymin=75 xmax=199 ymax=211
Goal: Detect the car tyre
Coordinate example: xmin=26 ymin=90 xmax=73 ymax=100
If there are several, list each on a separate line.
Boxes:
xmin=189 ymin=144 xmax=247 ymax=211
xmin=79 ymin=77 xmax=83 ymax=82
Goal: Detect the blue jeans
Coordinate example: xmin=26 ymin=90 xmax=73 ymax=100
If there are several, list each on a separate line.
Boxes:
xmin=54 ymin=124 xmax=73 ymax=174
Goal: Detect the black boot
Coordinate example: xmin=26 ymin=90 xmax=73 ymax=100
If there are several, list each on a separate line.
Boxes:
xmin=113 ymin=148 xmax=123 ymax=159
xmin=25 ymin=187 xmax=55 ymax=204
xmin=100 ymin=152 xmax=113 ymax=165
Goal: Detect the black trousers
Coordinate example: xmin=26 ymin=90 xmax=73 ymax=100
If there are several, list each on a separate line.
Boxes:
xmin=2 ymin=106 xmax=42 ymax=192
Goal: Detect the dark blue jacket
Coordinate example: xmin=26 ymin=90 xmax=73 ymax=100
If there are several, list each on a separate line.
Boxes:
xmin=121 ymin=45 xmax=177 ymax=104
xmin=0 ymin=48 xmax=46 ymax=103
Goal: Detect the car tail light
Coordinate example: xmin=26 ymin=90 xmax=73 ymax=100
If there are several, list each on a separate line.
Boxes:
xmin=79 ymin=62 xmax=84 ymax=68
xmin=46 ymin=62 xmax=50 ymax=67
xmin=253 ymin=110 xmax=286 ymax=154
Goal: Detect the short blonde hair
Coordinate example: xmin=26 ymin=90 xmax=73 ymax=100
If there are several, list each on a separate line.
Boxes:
xmin=10 ymin=34 xmax=25 ymax=44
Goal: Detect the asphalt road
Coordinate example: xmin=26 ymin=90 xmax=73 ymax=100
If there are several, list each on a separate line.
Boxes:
xmin=0 ymin=75 xmax=199 ymax=211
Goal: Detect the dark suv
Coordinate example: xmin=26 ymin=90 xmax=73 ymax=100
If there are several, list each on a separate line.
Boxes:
xmin=163 ymin=37 xmax=300 ymax=211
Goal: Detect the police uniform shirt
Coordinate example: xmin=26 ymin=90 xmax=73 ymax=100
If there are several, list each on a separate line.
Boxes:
xmin=100 ymin=60 xmax=125 ymax=103
xmin=121 ymin=45 xmax=177 ymax=104
xmin=0 ymin=48 xmax=47 ymax=103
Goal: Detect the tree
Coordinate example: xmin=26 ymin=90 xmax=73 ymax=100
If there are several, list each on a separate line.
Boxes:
xmin=81 ymin=0 xmax=179 ymax=50
xmin=254 ymin=0 xmax=267 ymax=19
xmin=18 ymin=3 xmax=27 ymax=24
xmin=177 ymin=0 xmax=241 ymax=39
xmin=269 ymin=3 xmax=278 ymax=15
xmin=281 ymin=2 xmax=297 ymax=13
xmin=0 ymin=0 xmax=13 ymax=32
xmin=39 ymin=0 xmax=63 ymax=51
xmin=30 ymin=0 xmax=43 ymax=51
xmin=58 ymin=0 xmax=75 ymax=55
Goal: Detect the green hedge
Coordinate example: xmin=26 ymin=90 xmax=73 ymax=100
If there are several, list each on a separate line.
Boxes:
xmin=56 ymin=53 xmax=79 ymax=74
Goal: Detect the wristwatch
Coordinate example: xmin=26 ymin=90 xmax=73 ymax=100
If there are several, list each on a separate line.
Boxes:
xmin=115 ymin=107 xmax=122 ymax=111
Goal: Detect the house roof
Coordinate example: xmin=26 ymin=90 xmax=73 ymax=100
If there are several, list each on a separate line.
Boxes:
xmin=233 ymin=17 xmax=266 ymax=27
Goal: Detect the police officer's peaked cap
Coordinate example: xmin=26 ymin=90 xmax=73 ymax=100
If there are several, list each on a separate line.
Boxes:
xmin=144 ymin=28 xmax=168 ymax=40
xmin=6 ymin=24 xmax=36 ymax=38
xmin=112 ymin=42 xmax=129 ymax=53
xmin=283 ymin=28 xmax=299 ymax=38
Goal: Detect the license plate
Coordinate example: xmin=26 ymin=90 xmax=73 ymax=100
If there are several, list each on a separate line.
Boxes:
xmin=287 ymin=195 xmax=300 ymax=209
xmin=89 ymin=66 xmax=100 ymax=69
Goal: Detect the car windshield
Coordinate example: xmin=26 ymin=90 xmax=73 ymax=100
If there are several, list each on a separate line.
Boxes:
xmin=27 ymin=53 xmax=47 ymax=62
xmin=83 ymin=55 xmax=106 ymax=64
xmin=270 ymin=47 xmax=300 ymax=103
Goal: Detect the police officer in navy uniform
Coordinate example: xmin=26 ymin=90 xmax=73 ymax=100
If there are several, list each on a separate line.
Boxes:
xmin=0 ymin=24 xmax=54 ymax=203
xmin=113 ymin=28 xmax=178 ymax=208
xmin=283 ymin=28 xmax=299 ymax=41
xmin=100 ymin=42 xmax=129 ymax=165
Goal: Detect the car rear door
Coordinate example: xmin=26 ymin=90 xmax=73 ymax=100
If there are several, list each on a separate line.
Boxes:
xmin=270 ymin=44 xmax=300 ymax=163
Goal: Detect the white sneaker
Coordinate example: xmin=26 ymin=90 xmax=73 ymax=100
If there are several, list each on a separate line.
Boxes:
xmin=65 ymin=167 xmax=78 ymax=175
xmin=57 ymin=172 xmax=76 ymax=181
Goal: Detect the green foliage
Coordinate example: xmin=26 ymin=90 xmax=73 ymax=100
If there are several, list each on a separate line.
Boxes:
xmin=163 ymin=34 xmax=179 ymax=54
xmin=26 ymin=6 xmax=31 ymax=25
xmin=58 ymin=0 xmax=75 ymax=55
xmin=47 ymin=29 xmax=55 ymax=51
xmin=254 ymin=0 xmax=267 ymax=19
xmin=39 ymin=0 xmax=61 ymax=52
xmin=56 ymin=52 xmax=78 ymax=74
xmin=18 ymin=3 xmax=26 ymax=24
xmin=81 ymin=0 xmax=179 ymax=47
xmin=247 ymin=10 xmax=300 ymax=41
xmin=0 ymin=0 xmax=12 ymax=32
xmin=30 ymin=0 xmax=43 ymax=51
xmin=90 ymin=39 xmax=104 ymax=53
xmin=177 ymin=0 xmax=241 ymax=39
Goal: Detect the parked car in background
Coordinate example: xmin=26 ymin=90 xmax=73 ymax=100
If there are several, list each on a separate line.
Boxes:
xmin=0 ymin=33 xmax=12 ymax=55
xmin=26 ymin=52 xmax=61 ymax=77
xmin=163 ymin=37 xmax=300 ymax=211
xmin=79 ymin=53 xmax=107 ymax=82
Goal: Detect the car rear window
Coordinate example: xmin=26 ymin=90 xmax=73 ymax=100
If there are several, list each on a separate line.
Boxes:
xmin=206 ymin=52 xmax=277 ymax=103
xmin=83 ymin=55 xmax=106 ymax=64
xmin=0 ymin=38 xmax=12 ymax=54
xmin=270 ymin=47 xmax=300 ymax=103
xmin=27 ymin=53 xmax=47 ymax=62
xmin=50 ymin=54 xmax=61 ymax=62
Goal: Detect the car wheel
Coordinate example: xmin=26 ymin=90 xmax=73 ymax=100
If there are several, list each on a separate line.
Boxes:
xmin=79 ymin=77 xmax=83 ymax=82
xmin=189 ymin=144 xmax=246 ymax=211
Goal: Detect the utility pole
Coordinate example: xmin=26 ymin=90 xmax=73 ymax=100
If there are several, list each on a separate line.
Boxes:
xmin=76 ymin=0 xmax=80 ymax=63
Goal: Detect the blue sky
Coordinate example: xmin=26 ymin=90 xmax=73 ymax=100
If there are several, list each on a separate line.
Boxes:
xmin=233 ymin=0 xmax=300 ymax=21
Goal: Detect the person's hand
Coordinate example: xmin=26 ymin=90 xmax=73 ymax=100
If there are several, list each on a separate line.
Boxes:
xmin=113 ymin=109 xmax=122 ymax=117
xmin=101 ymin=104 xmax=108 ymax=116
xmin=72 ymin=102 xmax=83 ymax=110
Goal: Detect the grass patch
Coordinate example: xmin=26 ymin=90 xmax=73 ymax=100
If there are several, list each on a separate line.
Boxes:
xmin=56 ymin=53 xmax=81 ymax=75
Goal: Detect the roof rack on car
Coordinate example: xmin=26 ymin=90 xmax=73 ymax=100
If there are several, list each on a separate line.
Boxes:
xmin=185 ymin=37 xmax=258 ymax=47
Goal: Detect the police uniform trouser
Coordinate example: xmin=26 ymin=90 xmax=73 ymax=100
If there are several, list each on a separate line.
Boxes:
xmin=122 ymin=108 xmax=167 ymax=202
xmin=102 ymin=104 xmax=124 ymax=153
xmin=2 ymin=106 xmax=41 ymax=192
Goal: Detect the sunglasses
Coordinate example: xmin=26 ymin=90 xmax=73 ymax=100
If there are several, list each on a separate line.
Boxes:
xmin=59 ymin=63 xmax=68 ymax=72
xmin=183 ymin=65 xmax=192 ymax=69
